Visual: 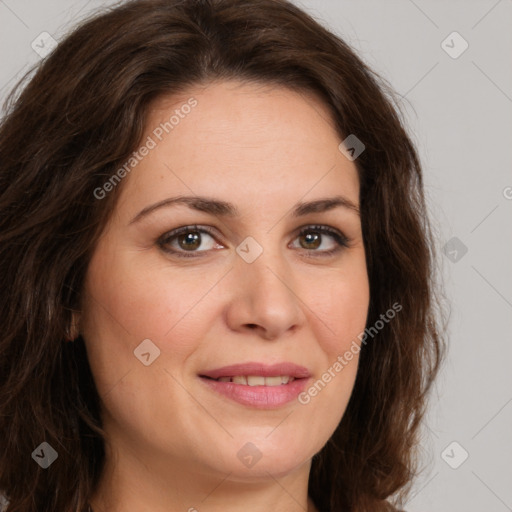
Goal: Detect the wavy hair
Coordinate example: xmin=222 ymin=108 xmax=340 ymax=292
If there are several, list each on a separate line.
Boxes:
xmin=0 ymin=0 xmax=446 ymax=510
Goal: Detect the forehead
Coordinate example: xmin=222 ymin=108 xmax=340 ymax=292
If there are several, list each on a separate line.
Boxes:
xmin=148 ymin=79 xmax=342 ymax=148
xmin=118 ymin=80 xmax=360 ymax=217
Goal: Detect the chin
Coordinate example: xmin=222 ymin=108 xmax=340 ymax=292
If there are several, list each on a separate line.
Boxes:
xmin=224 ymin=457 xmax=310 ymax=482
xmin=203 ymin=439 xmax=315 ymax=481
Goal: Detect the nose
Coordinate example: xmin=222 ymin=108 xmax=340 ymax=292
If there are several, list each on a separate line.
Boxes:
xmin=224 ymin=245 xmax=306 ymax=340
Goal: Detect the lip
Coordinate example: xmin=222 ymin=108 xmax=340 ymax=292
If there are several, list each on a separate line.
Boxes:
xmin=198 ymin=362 xmax=311 ymax=410
xmin=198 ymin=375 xmax=310 ymax=409
xmin=199 ymin=362 xmax=311 ymax=380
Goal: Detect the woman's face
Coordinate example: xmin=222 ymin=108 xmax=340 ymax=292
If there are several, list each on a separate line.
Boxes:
xmin=81 ymin=80 xmax=369 ymax=483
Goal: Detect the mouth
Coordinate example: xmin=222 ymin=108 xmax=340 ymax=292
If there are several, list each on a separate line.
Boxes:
xmin=199 ymin=361 xmax=311 ymax=381
xmin=198 ymin=362 xmax=311 ymax=409
xmin=199 ymin=375 xmax=298 ymax=385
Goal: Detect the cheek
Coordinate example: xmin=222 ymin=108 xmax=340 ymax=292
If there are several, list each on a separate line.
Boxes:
xmin=310 ymin=265 xmax=370 ymax=353
xmin=296 ymin=271 xmax=368 ymax=440
xmin=81 ymin=248 xmax=223 ymax=374
xmin=297 ymin=260 xmax=368 ymax=404
xmin=84 ymin=247 xmax=166 ymax=335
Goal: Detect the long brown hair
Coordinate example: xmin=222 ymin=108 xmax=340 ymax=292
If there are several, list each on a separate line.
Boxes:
xmin=0 ymin=1 xmax=446 ymax=510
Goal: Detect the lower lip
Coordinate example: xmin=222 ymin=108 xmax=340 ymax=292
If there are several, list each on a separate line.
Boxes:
xmin=199 ymin=376 xmax=309 ymax=409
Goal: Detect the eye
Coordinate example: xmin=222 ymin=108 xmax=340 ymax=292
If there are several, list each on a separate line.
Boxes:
xmin=157 ymin=225 xmax=223 ymax=258
xmin=290 ymin=225 xmax=350 ymax=257
xmin=157 ymin=224 xmax=351 ymax=259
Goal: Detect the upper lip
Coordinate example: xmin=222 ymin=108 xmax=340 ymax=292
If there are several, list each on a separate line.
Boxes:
xmin=199 ymin=362 xmax=311 ymax=380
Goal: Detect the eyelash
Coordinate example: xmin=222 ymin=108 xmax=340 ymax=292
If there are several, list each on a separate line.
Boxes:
xmin=157 ymin=224 xmax=351 ymax=259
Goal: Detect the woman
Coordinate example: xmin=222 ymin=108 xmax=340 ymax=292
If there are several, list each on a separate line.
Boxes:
xmin=0 ymin=0 xmax=446 ymax=511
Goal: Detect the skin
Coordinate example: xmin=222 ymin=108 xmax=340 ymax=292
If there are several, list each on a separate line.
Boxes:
xmin=80 ymin=79 xmax=370 ymax=512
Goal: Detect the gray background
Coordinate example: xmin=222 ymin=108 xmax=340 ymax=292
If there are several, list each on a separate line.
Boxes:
xmin=1 ymin=1 xmax=511 ymax=510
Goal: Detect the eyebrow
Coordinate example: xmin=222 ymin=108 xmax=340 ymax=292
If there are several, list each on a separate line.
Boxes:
xmin=129 ymin=194 xmax=360 ymax=225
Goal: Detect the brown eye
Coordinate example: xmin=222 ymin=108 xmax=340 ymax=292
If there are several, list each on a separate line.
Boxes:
xmin=158 ymin=225 xmax=223 ymax=258
xmin=291 ymin=225 xmax=350 ymax=257
xmin=158 ymin=224 xmax=350 ymax=259
xmin=298 ymin=231 xmax=321 ymax=250
xmin=176 ymin=231 xmax=201 ymax=251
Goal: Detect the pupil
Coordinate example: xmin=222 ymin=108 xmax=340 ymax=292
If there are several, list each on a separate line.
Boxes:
xmin=302 ymin=232 xmax=320 ymax=249
xmin=179 ymin=232 xmax=200 ymax=250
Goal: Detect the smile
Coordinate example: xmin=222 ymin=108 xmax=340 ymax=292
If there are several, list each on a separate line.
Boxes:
xmin=205 ymin=375 xmax=296 ymax=386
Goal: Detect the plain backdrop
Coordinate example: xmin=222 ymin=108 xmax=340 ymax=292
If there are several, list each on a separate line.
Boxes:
xmin=0 ymin=1 xmax=511 ymax=511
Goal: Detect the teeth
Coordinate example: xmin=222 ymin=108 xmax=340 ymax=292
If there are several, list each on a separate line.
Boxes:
xmin=262 ymin=376 xmax=283 ymax=386
xmin=215 ymin=375 xmax=295 ymax=386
